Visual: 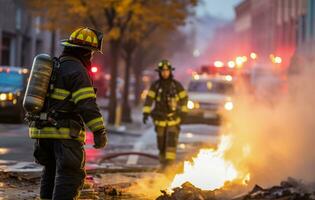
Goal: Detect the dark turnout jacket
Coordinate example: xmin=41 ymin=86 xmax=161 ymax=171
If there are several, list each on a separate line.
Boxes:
xmin=143 ymin=78 xmax=188 ymax=127
xmin=29 ymin=54 xmax=105 ymax=142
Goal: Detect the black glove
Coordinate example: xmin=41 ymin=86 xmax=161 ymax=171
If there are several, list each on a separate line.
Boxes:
xmin=93 ymin=129 xmax=108 ymax=149
xmin=143 ymin=114 xmax=149 ymax=124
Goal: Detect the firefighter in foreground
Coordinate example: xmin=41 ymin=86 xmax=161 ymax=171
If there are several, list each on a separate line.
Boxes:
xmin=143 ymin=60 xmax=188 ymax=167
xmin=24 ymin=27 xmax=107 ymax=200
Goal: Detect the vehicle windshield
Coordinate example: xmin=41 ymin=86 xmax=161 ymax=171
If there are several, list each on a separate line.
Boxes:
xmin=188 ymin=80 xmax=234 ymax=94
xmin=0 ymin=70 xmax=24 ymax=92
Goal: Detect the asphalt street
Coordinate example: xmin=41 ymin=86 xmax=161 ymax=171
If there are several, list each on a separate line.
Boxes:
xmin=0 ymin=122 xmax=220 ymax=167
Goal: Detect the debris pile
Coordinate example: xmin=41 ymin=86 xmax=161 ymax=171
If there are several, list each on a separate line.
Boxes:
xmin=156 ymin=178 xmax=315 ymax=200
xmin=237 ymin=178 xmax=315 ymax=200
xmin=156 ymin=182 xmax=216 ymax=200
xmin=79 ymin=176 xmax=100 ymax=200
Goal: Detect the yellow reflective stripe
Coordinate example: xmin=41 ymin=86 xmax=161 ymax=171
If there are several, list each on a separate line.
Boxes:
xmin=72 ymin=87 xmax=96 ymax=104
xmin=155 ymin=120 xmax=166 ymax=127
xmin=181 ymin=105 xmax=188 ymax=112
xmin=30 ymin=127 xmax=70 ymax=134
xmin=54 ymin=88 xmax=70 ymax=95
xmin=73 ymin=87 xmax=94 ymax=97
xmin=154 ymin=118 xmax=181 ymax=127
xmin=29 ymin=127 xmax=85 ymax=142
xmin=143 ymin=106 xmax=151 ymax=113
xmin=86 ymin=117 xmax=105 ymax=132
xmin=51 ymin=94 xmax=66 ymax=100
xmin=165 ymin=152 xmax=176 ymax=160
xmin=50 ymin=88 xmax=70 ymax=100
xmin=179 ymin=91 xmax=187 ymax=99
xmin=147 ymin=90 xmax=156 ymax=98
xmin=74 ymin=93 xmax=96 ymax=104
xmin=168 ymin=118 xmax=181 ymax=126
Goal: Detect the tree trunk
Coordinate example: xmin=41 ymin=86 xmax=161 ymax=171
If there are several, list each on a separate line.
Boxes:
xmin=133 ymin=54 xmax=144 ymax=106
xmin=50 ymin=30 xmax=56 ymax=55
xmin=108 ymin=40 xmax=120 ymax=124
xmin=121 ymin=53 xmax=132 ymax=123
xmin=134 ymin=67 xmax=143 ymax=106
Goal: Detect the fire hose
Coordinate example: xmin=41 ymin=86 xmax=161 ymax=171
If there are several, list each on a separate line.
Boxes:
xmin=98 ymin=152 xmax=159 ymax=164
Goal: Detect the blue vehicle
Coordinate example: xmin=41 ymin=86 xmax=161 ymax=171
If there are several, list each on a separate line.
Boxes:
xmin=0 ymin=67 xmax=29 ymax=122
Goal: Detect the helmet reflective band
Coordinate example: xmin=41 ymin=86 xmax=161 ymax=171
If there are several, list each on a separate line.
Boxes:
xmin=62 ymin=27 xmax=103 ymax=53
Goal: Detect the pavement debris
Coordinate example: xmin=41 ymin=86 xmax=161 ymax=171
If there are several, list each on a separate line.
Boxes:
xmin=236 ymin=177 xmax=315 ymax=200
xmin=156 ymin=182 xmax=216 ymax=200
xmin=156 ymin=178 xmax=315 ymax=200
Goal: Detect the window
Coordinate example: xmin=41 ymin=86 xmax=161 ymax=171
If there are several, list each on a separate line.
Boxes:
xmin=188 ymin=81 xmax=234 ymax=94
xmin=1 ymin=35 xmax=11 ymax=66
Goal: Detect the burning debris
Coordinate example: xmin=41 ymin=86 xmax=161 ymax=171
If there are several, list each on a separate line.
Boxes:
xmin=170 ymin=135 xmax=250 ymax=191
xmin=157 ymin=178 xmax=315 ymax=200
xmin=157 ymin=182 xmax=216 ymax=200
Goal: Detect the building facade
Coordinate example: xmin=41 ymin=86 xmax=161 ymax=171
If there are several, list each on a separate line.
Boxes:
xmin=0 ymin=0 xmax=58 ymax=68
xmin=234 ymin=0 xmax=308 ymax=69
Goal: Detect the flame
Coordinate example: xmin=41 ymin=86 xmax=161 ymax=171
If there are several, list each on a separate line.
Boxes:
xmin=170 ymin=135 xmax=249 ymax=191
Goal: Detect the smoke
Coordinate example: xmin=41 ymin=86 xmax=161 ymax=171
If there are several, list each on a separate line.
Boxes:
xmin=125 ymin=172 xmax=172 ymax=199
xmin=224 ymin=65 xmax=315 ymax=187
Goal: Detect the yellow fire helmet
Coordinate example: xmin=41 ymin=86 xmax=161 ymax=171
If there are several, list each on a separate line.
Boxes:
xmin=61 ymin=27 xmax=104 ymax=53
xmin=155 ymin=59 xmax=175 ymax=71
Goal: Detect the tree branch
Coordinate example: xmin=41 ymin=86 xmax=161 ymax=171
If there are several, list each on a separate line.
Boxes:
xmin=79 ymin=0 xmax=100 ymax=29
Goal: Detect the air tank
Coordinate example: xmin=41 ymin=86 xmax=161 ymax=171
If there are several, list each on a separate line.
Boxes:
xmin=23 ymin=54 xmax=53 ymax=113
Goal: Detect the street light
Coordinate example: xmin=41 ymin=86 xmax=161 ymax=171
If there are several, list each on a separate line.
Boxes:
xmin=250 ymin=52 xmax=257 ymax=60
xmin=235 ymin=56 xmax=244 ymax=67
xmin=228 ymin=61 xmax=235 ymax=68
xmin=270 ymin=54 xmax=282 ymax=64
xmin=274 ymin=56 xmax=282 ymax=64
xmin=193 ymin=49 xmax=201 ymax=57
xmin=214 ymin=61 xmax=224 ymax=68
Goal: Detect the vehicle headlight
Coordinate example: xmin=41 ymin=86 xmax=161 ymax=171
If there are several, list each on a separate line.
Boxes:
xmin=187 ymin=100 xmax=195 ymax=110
xmin=0 ymin=93 xmax=7 ymax=101
xmin=224 ymin=101 xmax=234 ymax=111
xmin=8 ymin=93 xmax=13 ymax=101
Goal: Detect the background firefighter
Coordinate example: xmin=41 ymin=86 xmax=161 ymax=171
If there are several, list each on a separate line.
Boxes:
xmin=142 ymin=60 xmax=188 ymax=168
xmin=27 ymin=27 xmax=108 ymax=200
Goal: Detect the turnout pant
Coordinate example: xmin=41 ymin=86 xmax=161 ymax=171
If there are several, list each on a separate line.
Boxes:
xmin=33 ymin=139 xmax=86 ymax=200
xmin=155 ymin=125 xmax=180 ymax=165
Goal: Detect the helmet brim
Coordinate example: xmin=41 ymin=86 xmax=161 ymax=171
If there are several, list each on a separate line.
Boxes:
xmin=61 ymin=40 xmax=103 ymax=54
xmin=155 ymin=67 xmax=175 ymax=72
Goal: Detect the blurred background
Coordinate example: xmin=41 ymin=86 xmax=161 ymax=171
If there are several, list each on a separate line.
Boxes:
xmin=1 ymin=0 xmax=315 ymax=199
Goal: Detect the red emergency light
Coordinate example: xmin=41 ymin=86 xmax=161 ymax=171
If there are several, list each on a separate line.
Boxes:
xmin=91 ymin=66 xmax=98 ymax=73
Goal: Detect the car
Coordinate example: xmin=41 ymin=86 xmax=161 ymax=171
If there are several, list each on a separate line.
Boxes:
xmin=0 ymin=67 xmax=28 ymax=123
xmin=184 ymin=75 xmax=235 ymax=125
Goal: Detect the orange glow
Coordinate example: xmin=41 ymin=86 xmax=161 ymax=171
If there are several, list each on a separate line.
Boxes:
xmin=250 ymin=52 xmax=257 ymax=60
xmin=214 ymin=61 xmax=224 ymax=68
xmin=170 ymin=135 xmax=250 ymax=191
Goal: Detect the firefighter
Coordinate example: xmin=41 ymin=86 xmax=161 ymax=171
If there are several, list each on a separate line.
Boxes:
xmin=29 ymin=27 xmax=107 ymax=200
xmin=142 ymin=60 xmax=188 ymax=168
